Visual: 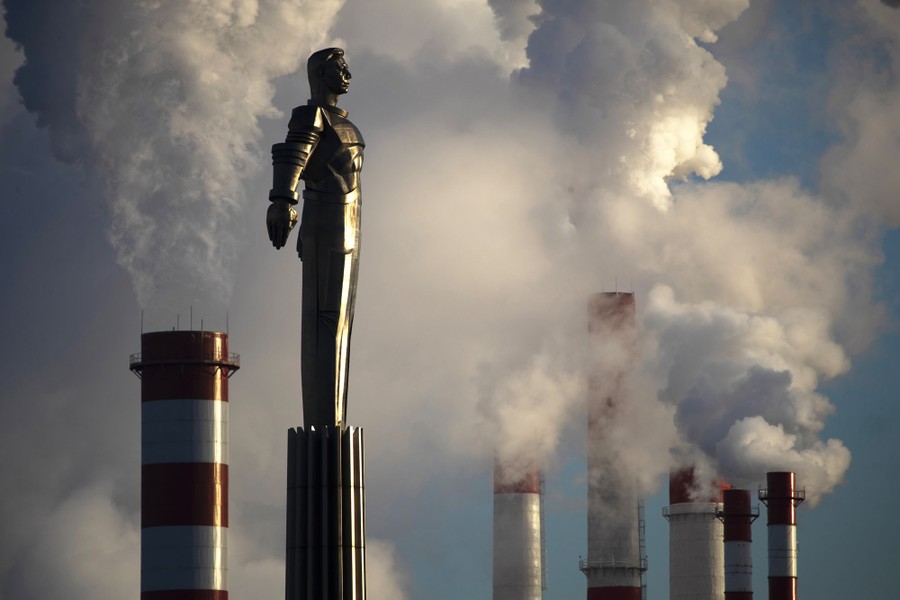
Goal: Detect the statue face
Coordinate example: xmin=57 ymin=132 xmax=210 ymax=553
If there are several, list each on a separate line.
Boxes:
xmin=321 ymin=57 xmax=351 ymax=95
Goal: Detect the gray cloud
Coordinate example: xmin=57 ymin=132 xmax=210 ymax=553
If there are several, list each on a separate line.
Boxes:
xmin=487 ymin=0 xmax=539 ymax=41
xmin=2 ymin=0 xmax=91 ymax=161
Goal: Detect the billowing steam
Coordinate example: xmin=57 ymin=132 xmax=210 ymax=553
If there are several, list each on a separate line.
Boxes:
xmin=5 ymin=0 xmax=345 ymax=315
xmin=455 ymin=0 xmax=887 ymax=506
xmin=469 ymin=0 xmax=749 ymax=490
xmin=487 ymin=0 xmax=539 ymax=43
xmin=515 ymin=0 xmax=746 ymax=211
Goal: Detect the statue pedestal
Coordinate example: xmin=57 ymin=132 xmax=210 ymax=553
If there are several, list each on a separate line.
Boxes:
xmin=286 ymin=426 xmax=366 ymax=600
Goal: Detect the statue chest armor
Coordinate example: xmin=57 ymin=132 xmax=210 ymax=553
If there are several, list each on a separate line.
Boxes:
xmin=303 ymin=113 xmax=365 ymax=194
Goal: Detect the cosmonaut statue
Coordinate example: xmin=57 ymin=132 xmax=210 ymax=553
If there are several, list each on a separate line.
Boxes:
xmin=266 ymin=48 xmax=364 ymax=430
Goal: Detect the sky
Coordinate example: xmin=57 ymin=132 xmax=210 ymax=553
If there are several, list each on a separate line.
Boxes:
xmin=0 ymin=0 xmax=898 ymax=598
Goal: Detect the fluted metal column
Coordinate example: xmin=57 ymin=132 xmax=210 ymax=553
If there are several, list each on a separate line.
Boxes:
xmin=286 ymin=426 xmax=366 ymax=600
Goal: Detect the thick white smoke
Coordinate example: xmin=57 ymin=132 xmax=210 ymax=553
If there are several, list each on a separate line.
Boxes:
xmin=644 ymin=283 xmax=854 ymax=503
xmin=515 ymin=0 xmax=747 ymax=211
xmin=375 ymin=0 xmax=756 ymax=491
xmin=350 ymin=1 xmax=879 ymax=503
xmin=492 ymin=0 xmax=888 ymax=505
xmin=7 ymin=0 xmax=346 ymax=317
xmin=454 ymin=0 xmax=744 ymax=491
xmin=324 ymin=0 xmax=879 ymax=516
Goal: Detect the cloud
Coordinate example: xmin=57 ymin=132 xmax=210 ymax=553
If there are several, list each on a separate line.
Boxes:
xmin=4 ymin=0 xmax=346 ymax=320
xmin=335 ymin=0 xmax=875 ymax=507
xmin=822 ymin=0 xmax=900 ymax=228
xmin=366 ymin=539 xmax=412 ymax=600
xmin=487 ymin=0 xmax=539 ymax=42
xmin=642 ymin=281 xmax=854 ymax=497
xmin=0 ymin=480 xmax=139 ymax=599
xmin=716 ymin=416 xmax=851 ymax=505
xmin=514 ymin=0 xmax=741 ymax=210
xmin=335 ymin=0 xmax=524 ymax=68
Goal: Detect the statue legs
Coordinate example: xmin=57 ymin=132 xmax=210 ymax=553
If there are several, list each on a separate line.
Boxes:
xmin=300 ymin=191 xmax=361 ymax=429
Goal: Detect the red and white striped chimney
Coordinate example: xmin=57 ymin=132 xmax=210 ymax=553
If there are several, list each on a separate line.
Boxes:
xmin=721 ymin=489 xmax=757 ymax=600
xmin=130 ymin=330 xmax=239 ymax=599
xmin=759 ymin=472 xmax=804 ymax=600
xmin=493 ymin=462 xmax=543 ymax=600
xmin=582 ymin=292 xmax=644 ymax=600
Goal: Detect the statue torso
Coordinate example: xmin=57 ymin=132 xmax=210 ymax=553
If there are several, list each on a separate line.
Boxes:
xmin=301 ymin=104 xmax=364 ymax=195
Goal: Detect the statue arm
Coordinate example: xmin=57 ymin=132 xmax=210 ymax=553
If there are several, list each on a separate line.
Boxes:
xmin=267 ymin=105 xmax=325 ymax=249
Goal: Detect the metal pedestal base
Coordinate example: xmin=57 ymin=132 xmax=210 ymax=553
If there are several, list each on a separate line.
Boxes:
xmin=286 ymin=426 xmax=366 ymax=600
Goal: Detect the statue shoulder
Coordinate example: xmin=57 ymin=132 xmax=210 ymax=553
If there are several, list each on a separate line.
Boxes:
xmin=288 ymin=105 xmax=326 ymax=133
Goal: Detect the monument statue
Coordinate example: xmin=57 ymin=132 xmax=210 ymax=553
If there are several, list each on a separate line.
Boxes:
xmin=267 ymin=47 xmax=364 ymax=430
xmin=271 ymin=48 xmax=368 ymax=599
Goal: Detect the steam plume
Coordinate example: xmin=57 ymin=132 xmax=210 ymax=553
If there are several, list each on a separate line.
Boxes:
xmin=384 ymin=0 xmax=884 ymax=507
xmin=5 ymin=0 xmax=345 ymax=314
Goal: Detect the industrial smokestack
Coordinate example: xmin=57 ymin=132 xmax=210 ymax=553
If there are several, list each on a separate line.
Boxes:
xmin=720 ymin=489 xmax=758 ymax=600
xmin=581 ymin=292 xmax=645 ymax=600
xmin=493 ymin=462 xmax=544 ymax=600
xmin=663 ymin=467 xmax=726 ymax=600
xmin=130 ymin=330 xmax=239 ymax=599
xmin=759 ymin=472 xmax=804 ymax=600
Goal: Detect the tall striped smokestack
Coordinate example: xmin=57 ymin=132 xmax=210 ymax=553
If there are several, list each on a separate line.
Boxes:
xmin=493 ymin=462 xmax=544 ymax=600
xmin=130 ymin=330 xmax=240 ymax=599
xmin=721 ymin=489 xmax=758 ymax=600
xmin=581 ymin=292 xmax=645 ymax=600
xmin=759 ymin=472 xmax=804 ymax=600
xmin=663 ymin=467 xmax=726 ymax=600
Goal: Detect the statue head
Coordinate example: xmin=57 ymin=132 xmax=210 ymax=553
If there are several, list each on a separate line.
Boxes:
xmin=307 ymin=47 xmax=351 ymax=100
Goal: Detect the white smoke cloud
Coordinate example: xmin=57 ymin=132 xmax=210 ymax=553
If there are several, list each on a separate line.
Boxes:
xmin=366 ymin=539 xmax=412 ymax=600
xmin=480 ymin=349 xmax=585 ymax=479
xmin=335 ymin=0 xmax=880 ymax=509
xmin=586 ymin=313 xmax=680 ymax=496
xmin=353 ymin=0 xmax=893 ymax=508
xmin=228 ymin=531 xmax=409 ymax=599
xmin=1 ymin=480 xmax=140 ymax=598
xmin=6 ymin=0 xmax=346 ymax=319
xmin=716 ymin=416 xmax=852 ymax=504
xmin=515 ymin=0 xmax=741 ymax=211
xmin=392 ymin=1 xmax=754 ymax=495
xmin=336 ymin=0 xmax=524 ymax=69
xmin=823 ymin=0 xmax=900 ymax=228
